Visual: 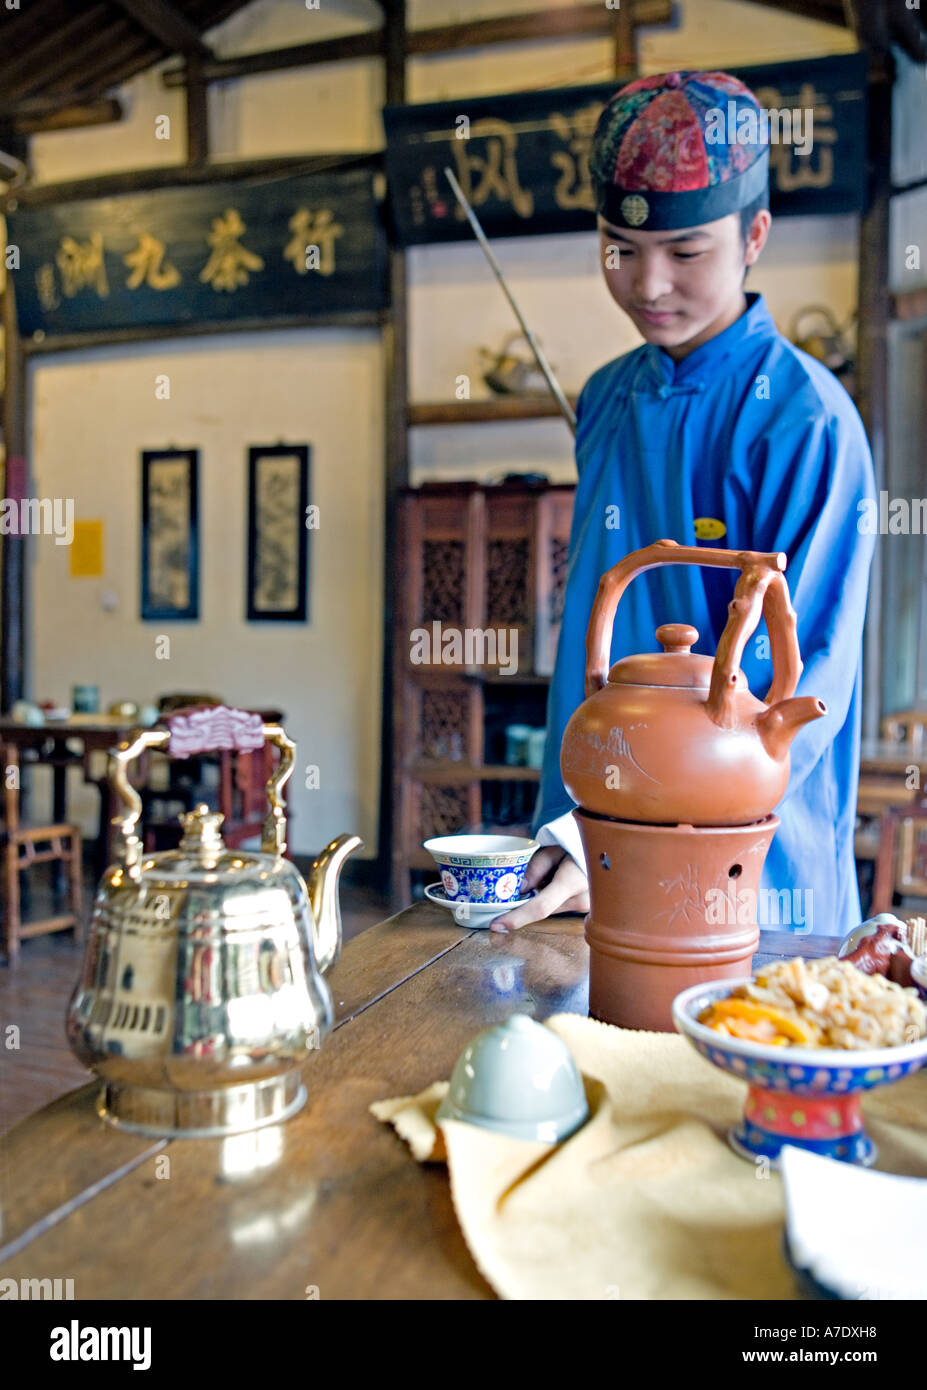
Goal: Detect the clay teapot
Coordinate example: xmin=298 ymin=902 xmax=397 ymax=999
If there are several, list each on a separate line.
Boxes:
xmin=560 ymin=540 xmax=827 ymax=825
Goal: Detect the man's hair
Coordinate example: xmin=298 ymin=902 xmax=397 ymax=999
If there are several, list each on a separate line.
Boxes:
xmin=739 ymin=190 xmax=769 ymax=241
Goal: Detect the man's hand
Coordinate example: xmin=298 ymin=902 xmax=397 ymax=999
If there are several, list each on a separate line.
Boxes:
xmin=491 ymin=846 xmax=589 ymax=932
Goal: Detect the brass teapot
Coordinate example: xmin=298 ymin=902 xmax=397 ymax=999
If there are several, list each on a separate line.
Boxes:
xmin=67 ymin=706 xmax=361 ymax=1138
xmin=560 ymin=541 xmax=827 ymax=826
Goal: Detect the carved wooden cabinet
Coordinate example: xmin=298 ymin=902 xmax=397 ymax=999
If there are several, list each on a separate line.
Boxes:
xmin=391 ymin=481 xmax=574 ymax=902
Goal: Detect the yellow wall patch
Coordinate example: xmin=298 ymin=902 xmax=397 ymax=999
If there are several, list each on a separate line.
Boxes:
xmin=70 ymin=519 xmax=104 ymax=576
xmin=694 ymin=517 xmax=727 ymax=541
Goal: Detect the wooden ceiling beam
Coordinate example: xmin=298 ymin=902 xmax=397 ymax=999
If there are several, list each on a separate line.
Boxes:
xmin=407 ymin=0 xmax=672 ymax=55
xmin=0 ymin=98 xmax=124 ymax=136
xmin=736 ymin=0 xmax=849 ymax=25
xmin=37 ymin=21 xmax=154 ymax=97
xmin=0 ymin=5 xmax=114 ymax=99
xmin=82 ymin=32 xmax=170 ymax=96
xmin=109 ymin=0 xmax=213 ymax=57
xmin=4 ymin=150 xmax=382 ymax=208
xmin=162 ymin=29 xmax=382 ymax=84
xmin=162 ymin=0 xmax=672 ymax=86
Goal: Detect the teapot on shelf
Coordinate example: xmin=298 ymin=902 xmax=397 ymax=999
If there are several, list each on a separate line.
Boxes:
xmin=479 ymin=332 xmax=558 ymax=397
xmin=66 ymin=705 xmax=361 ymax=1138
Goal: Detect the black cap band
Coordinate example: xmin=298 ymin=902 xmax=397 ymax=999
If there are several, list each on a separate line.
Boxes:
xmin=596 ymin=150 xmax=770 ymax=232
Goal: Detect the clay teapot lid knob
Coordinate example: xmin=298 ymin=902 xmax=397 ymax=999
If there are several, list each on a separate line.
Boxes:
xmin=656 ymin=623 xmax=698 ymax=654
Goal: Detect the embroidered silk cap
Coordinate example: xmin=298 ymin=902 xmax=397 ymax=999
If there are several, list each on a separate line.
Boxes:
xmin=591 ymin=70 xmax=770 ymax=231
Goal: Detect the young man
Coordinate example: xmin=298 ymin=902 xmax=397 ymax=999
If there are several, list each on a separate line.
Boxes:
xmin=493 ymin=70 xmax=876 ymax=937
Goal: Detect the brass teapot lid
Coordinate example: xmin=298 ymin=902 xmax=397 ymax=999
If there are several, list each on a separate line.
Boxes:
xmin=134 ymin=804 xmax=290 ymax=896
xmin=179 ymin=803 xmax=226 ymax=859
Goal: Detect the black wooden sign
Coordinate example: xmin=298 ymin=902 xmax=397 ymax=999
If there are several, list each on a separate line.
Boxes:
xmin=383 ymin=53 xmax=868 ymax=245
xmin=7 ymin=165 xmax=388 ymax=339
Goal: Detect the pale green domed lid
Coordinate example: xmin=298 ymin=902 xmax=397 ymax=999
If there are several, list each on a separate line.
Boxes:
xmin=436 ymin=1014 xmax=588 ymax=1144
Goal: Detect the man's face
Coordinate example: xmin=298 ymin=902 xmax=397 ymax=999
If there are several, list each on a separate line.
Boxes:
xmin=597 ymin=209 xmax=769 ymax=358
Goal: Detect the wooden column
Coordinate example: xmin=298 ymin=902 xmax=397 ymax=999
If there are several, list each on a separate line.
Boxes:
xmin=856 ymin=51 xmax=894 ymax=740
xmin=1 ymin=250 xmax=26 ymax=712
xmin=611 ymin=2 xmax=638 ymax=80
xmin=185 ymin=53 xmax=209 ymax=166
xmin=380 ymin=0 xmax=409 ymax=904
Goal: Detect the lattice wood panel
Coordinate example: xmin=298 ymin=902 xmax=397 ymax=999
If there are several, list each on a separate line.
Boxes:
xmin=548 ymin=534 xmax=569 ymax=626
xmin=418 ymin=782 xmax=473 ymax=838
xmin=418 ymin=687 xmax=471 ymax=762
xmin=421 ymin=539 xmax=465 ymax=624
xmin=487 ymin=538 xmax=531 ymax=627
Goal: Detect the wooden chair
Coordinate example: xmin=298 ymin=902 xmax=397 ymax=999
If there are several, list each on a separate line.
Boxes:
xmin=217 ymin=742 xmax=282 ymax=850
xmin=870 ymin=790 xmax=927 ymax=915
xmin=1 ymin=742 xmax=83 ymax=965
xmin=854 ymin=713 xmax=927 ymax=886
xmin=141 ymin=704 xmax=285 ymax=852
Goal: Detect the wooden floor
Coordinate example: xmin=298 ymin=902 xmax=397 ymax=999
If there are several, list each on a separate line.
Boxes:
xmin=0 ymin=862 xmax=390 ymax=1136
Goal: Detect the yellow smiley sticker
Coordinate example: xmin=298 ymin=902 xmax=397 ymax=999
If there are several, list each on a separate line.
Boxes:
xmin=694 ymin=517 xmax=727 ymax=541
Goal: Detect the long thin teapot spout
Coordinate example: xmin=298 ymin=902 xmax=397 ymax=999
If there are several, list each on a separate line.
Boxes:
xmin=756 ymin=696 xmax=827 ymax=762
xmin=307 ymin=833 xmax=363 ymax=975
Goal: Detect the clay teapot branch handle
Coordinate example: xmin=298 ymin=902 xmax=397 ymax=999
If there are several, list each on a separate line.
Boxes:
xmin=584 ymin=540 xmax=789 ymax=697
xmin=706 ymin=566 xmax=802 ymax=728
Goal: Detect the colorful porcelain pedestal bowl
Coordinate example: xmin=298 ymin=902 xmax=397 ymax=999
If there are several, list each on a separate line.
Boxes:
xmin=672 ymin=978 xmax=927 ymax=1167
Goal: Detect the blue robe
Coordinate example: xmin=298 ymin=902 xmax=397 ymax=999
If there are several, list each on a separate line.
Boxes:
xmin=534 ymin=292 xmax=876 ymax=937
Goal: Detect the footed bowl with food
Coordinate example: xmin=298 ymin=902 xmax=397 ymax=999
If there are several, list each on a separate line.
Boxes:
xmin=672 ymin=957 xmax=927 ymax=1168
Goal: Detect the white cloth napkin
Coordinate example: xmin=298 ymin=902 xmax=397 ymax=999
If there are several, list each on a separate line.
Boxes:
xmin=781 ymin=1144 xmax=927 ymax=1300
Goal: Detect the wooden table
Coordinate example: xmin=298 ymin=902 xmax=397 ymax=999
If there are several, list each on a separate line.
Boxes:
xmin=0 ymin=708 xmax=286 ymax=875
xmin=858 ymin=738 xmax=927 ymax=811
xmin=860 ymin=739 xmax=927 ymax=778
xmin=0 ymin=715 xmax=141 ymax=877
xmin=0 ymin=906 xmax=840 ymax=1300
xmin=856 ymin=741 xmax=926 ymax=872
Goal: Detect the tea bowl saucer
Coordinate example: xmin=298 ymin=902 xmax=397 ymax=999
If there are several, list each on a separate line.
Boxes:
xmin=424 ymin=882 xmax=535 ymax=928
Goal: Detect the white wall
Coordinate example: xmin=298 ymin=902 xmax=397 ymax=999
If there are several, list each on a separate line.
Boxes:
xmin=21 ymin=0 xmax=860 ymax=854
xmin=29 ymin=331 xmax=383 ymax=852
xmin=27 ymin=2 xmax=388 ymax=855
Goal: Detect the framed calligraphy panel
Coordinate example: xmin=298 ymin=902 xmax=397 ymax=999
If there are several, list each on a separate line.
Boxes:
xmin=383 ymin=53 xmax=868 ymax=246
xmin=246 ymin=444 xmax=310 ymax=623
xmin=7 ymin=165 xmax=388 ymax=341
xmin=141 ymin=448 xmax=199 ymax=622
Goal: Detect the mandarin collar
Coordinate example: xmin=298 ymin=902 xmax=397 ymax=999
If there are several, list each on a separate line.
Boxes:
xmin=633 ymin=293 xmax=777 ymax=395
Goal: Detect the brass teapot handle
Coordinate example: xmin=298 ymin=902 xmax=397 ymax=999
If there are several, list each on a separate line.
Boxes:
xmin=584 ymin=539 xmax=802 ymax=727
xmin=108 ymin=705 xmax=295 ymax=876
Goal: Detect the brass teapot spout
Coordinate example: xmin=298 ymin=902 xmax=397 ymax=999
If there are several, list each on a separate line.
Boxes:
xmin=308 ymin=833 xmax=363 ymax=975
xmin=756 ymin=696 xmax=827 ymax=763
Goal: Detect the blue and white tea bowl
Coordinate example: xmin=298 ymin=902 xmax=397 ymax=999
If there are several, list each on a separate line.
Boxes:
xmin=673 ymin=977 xmax=927 ymax=1168
xmin=422 ymin=834 xmax=539 ymax=905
